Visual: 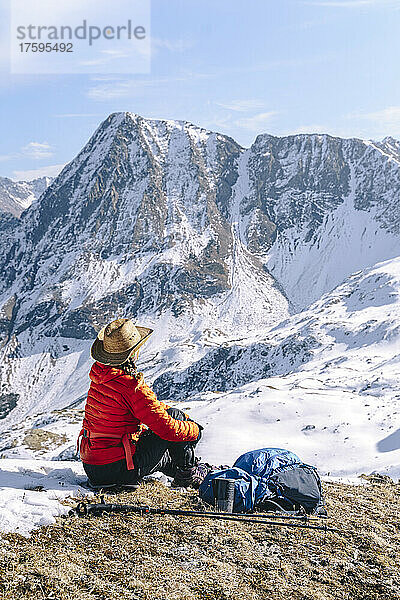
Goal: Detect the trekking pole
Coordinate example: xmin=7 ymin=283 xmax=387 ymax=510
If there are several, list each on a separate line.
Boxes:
xmin=176 ymin=508 xmax=325 ymax=523
xmin=69 ymin=501 xmax=339 ymax=533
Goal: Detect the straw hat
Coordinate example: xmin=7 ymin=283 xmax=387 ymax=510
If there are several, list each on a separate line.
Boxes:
xmin=91 ymin=318 xmax=153 ymax=366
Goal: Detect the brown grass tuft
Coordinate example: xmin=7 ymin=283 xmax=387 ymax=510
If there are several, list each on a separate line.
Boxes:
xmin=23 ymin=429 xmax=68 ymax=452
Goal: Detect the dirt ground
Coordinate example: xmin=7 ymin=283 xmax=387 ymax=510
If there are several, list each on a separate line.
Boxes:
xmin=0 ymin=479 xmax=399 ymax=600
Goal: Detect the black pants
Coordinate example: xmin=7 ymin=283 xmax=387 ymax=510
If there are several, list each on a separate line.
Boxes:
xmin=83 ymin=408 xmax=201 ymax=486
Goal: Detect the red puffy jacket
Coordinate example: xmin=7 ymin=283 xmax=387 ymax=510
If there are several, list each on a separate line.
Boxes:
xmin=78 ymin=362 xmax=199 ymax=469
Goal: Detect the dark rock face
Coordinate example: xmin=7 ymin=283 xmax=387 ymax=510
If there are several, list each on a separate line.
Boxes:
xmin=214 ymin=136 xmax=242 ymax=219
xmin=245 ymin=134 xmax=352 ymax=250
xmin=0 ymin=214 xmax=21 ymax=292
xmin=46 ymin=281 xmax=144 ymax=339
xmin=153 ymin=332 xmax=319 ymax=400
xmin=53 ymin=309 xmax=97 ymax=340
xmin=0 ymin=394 xmax=18 ymax=419
xmin=351 ymin=144 xmax=400 ymax=235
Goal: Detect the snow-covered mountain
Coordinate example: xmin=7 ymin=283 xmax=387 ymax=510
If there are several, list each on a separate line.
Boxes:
xmin=153 ymin=256 xmax=400 ymax=476
xmin=0 ymin=176 xmax=52 ymax=218
xmin=246 ymin=134 xmax=400 ymax=308
xmin=0 ymin=112 xmax=399 ymax=479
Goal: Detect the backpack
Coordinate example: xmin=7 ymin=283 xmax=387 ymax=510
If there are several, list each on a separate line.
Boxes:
xmin=199 ymin=448 xmax=325 ymax=514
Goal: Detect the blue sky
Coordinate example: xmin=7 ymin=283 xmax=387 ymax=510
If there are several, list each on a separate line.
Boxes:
xmin=0 ymin=0 xmax=399 ymax=180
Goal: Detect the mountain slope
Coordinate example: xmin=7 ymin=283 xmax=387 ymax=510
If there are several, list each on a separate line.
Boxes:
xmin=0 ymin=176 xmax=51 ymax=218
xmin=153 ymin=256 xmax=400 ymax=477
xmin=3 ymin=255 xmax=398 ymax=478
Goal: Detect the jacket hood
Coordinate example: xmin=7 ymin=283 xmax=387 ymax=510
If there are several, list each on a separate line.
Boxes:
xmin=89 ymin=362 xmax=124 ymax=385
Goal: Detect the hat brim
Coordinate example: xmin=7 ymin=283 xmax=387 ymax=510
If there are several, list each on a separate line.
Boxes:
xmin=91 ymin=325 xmax=153 ymax=366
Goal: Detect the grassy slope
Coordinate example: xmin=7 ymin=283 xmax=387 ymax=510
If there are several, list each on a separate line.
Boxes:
xmin=0 ymin=480 xmax=399 ymax=600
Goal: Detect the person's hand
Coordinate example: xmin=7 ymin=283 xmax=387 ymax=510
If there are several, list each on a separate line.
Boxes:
xmin=182 ymin=412 xmax=203 ymax=442
xmin=190 ymin=421 xmax=203 ymax=442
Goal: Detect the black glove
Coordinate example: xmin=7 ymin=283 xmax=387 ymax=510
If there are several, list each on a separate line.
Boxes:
xmin=191 ymin=421 xmax=203 ymax=443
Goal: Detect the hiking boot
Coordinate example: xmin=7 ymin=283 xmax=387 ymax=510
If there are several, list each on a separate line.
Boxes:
xmin=172 ymin=459 xmax=217 ymax=489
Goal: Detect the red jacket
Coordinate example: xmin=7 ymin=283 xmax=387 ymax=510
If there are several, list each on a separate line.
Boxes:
xmin=79 ymin=362 xmax=199 ymax=468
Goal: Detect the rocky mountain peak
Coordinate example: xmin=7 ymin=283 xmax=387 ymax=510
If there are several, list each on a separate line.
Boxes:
xmin=0 ymin=176 xmax=52 ymax=218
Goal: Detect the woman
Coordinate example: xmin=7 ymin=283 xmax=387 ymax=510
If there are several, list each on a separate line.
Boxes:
xmin=78 ymin=317 xmax=211 ymax=488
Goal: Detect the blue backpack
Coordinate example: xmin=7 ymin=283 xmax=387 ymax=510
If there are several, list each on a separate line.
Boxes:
xmin=199 ymin=448 xmax=325 ymax=514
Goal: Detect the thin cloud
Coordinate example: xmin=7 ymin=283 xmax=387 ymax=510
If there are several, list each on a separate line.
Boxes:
xmin=21 ymin=142 xmax=54 ymax=160
xmin=205 ymin=111 xmax=279 ymax=137
xmin=0 ymin=142 xmax=56 ymax=165
xmin=54 ymin=113 xmax=102 ymax=118
xmin=305 ymin=0 xmax=396 ymax=7
xmin=152 ymin=38 xmax=194 ymax=53
xmin=86 ymin=72 xmax=212 ymax=101
xmin=282 ymin=17 xmax=330 ymax=30
xmin=78 ymin=47 xmax=139 ymax=67
xmin=102 ymin=49 xmax=131 ymax=57
xmin=235 ymin=112 xmax=279 ymax=132
xmin=216 ymin=100 xmax=266 ymax=112
xmin=13 ymin=163 xmax=65 ymax=181
xmin=86 ymin=78 xmax=163 ymax=101
xmin=348 ymin=106 xmax=400 ymax=136
xmin=354 ymin=106 xmax=400 ymax=124
xmin=86 ymin=55 xmax=331 ymax=102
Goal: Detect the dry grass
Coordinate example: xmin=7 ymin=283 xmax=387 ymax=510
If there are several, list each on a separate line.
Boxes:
xmin=23 ymin=429 xmax=68 ymax=452
xmin=0 ymin=480 xmax=399 ymax=600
